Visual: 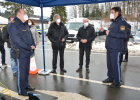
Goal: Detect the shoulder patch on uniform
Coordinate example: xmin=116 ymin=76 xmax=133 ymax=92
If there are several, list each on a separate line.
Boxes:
xmin=22 ymin=29 xmax=27 ymax=31
xmin=120 ymin=25 xmax=126 ymax=31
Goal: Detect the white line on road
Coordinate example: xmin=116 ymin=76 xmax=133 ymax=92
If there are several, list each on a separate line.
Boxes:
xmin=50 ymin=73 xmax=140 ymax=91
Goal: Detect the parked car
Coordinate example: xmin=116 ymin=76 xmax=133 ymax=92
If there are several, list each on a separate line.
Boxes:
xmin=37 ymin=29 xmax=48 ymax=36
xmin=66 ymin=18 xmax=84 ymax=43
xmin=130 ymin=29 xmax=137 ymax=38
xmin=66 ymin=18 xmax=98 ymax=43
xmin=133 ymin=29 xmax=140 ymax=44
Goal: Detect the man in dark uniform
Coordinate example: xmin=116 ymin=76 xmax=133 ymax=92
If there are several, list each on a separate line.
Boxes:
xmin=103 ymin=7 xmax=129 ymax=88
xmin=76 ymin=18 xmax=96 ymax=73
xmin=7 ymin=8 xmax=36 ymax=96
xmin=48 ymin=14 xmax=68 ymax=73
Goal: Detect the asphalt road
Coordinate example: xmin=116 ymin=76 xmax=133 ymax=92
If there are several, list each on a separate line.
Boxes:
xmin=0 ymin=39 xmax=140 ymax=100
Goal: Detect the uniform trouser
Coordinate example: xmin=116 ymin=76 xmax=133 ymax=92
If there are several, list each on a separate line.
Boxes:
xmin=107 ymin=50 xmax=123 ymax=84
xmin=79 ymin=47 xmax=91 ymax=68
xmin=52 ymin=48 xmax=64 ymax=70
xmin=17 ymin=57 xmax=30 ymax=94
xmin=0 ymin=45 xmax=5 ymax=65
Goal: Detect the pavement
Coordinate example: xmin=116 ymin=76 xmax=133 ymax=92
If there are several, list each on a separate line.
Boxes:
xmin=0 ymin=37 xmax=140 ymax=100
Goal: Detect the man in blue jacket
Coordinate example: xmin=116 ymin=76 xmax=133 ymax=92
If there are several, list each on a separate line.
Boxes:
xmin=103 ymin=7 xmax=129 ymax=88
xmin=8 ymin=8 xmax=36 ymax=96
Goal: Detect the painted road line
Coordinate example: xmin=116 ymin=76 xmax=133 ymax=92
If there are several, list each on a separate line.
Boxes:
xmin=0 ymin=85 xmax=91 ymax=100
xmin=0 ymin=86 xmax=28 ymax=100
xmin=50 ymin=73 xmax=140 ymax=91
xmin=36 ymin=90 xmax=91 ymax=100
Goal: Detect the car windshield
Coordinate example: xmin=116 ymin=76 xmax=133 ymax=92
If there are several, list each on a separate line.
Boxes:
xmin=66 ymin=22 xmax=83 ymax=31
xmin=136 ymin=31 xmax=140 ymax=36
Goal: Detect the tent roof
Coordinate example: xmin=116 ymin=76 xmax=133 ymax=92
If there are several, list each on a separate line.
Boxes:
xmin=6 ymin=0 xmax=128 ymax=7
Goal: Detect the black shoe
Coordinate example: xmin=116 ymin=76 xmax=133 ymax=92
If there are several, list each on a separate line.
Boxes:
xmin=102 ymin=78 xmax=113 ymax=83
xmin=26 ymin=87 xmax=35 ymax=91
xmin=109 ymin=83 xmax=121 ymax=88
xmin=123 ymin=59 xmax=128 ymax=62
xmin=28 ymin=92 xmax=40 ymax=100
xmin=86 ymin=68 xmax=90 ymax=73
xmin=61 ymin=69 xmax=67 ymax=73
xmin=0 ymin=64 xmax=7 ymax=69
xmin=51 ymin=69 xmax=56 ymax=73
xmin=76 ymin=68 xmax=82 ymax=72
xmin=2 ymin=64 xmax=7 ymax=66
xmin=18 ymin=92 xmax=28 ymax=96
xmin=13 ymin=72 xmax=17 ymax=77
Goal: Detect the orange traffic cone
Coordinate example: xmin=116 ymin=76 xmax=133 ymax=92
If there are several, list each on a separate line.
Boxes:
xmin=29 ymin=56 xmax=39 ymax=74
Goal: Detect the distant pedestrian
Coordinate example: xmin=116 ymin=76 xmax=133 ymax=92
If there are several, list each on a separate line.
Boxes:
xmin=25 ymin=19 xmax=40 ymax=46
xmin=2 ymin=16 xmax=18 ymax=75
xmin=0 ymin=29 xmax=7 ymax=69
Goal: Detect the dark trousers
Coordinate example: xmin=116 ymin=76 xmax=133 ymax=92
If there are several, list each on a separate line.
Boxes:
xmin=79 ymin=47 xmax=91 ymax=68
xmin=17 ymin=57 xmax=30 ymax=94
xmin=0 ymin=45 xmax=5 ymax=64
xmin=124 ymin=41 xmax=128 ymax=60
xmin=124 ymin=49 xmax=128 ymax=60
xmin=107 ymin=50 xmax=123 ymax=84
xmin=52 ymin=48 xmax=64 ymax=70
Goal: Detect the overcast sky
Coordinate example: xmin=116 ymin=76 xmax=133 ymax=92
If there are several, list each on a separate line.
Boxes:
xmin=33 ymin=7 xmax=52 ymax=17
xmin=0 ymin=0 xmax=74 ymax=18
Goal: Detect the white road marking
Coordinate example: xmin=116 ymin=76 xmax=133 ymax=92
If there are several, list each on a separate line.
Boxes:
xmin=0 ymin=85 xmax=91 ymax=100
xmin=36 ymin=90 xmax=91 ymax=100
xmin=0 ymin=71 xmax=140 ymax=99
xmin=50 ymin=73 xmax=140 ymax=91
xmin=0 ymin=86 xmax=28 ymax=100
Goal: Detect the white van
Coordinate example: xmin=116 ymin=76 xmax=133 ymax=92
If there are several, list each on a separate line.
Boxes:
xmin=66 ymin=18 xmax=100 ymax=43
xmin=66 ymin=18 xmax=84 ymax=43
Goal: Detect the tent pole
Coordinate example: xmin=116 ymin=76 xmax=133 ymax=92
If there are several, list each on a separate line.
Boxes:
xmin=40 ymin=5 xmax=46 ymax=72
xmin=38 ymin=5 xmax=51 ymax=75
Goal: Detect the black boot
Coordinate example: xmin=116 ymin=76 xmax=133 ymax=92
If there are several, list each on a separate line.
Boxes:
xmin=86 ymin=68 xmax=90 ymax=73
xmin=102 ymin=78 xmax=113 ymax=83
xmin=123 ymin=59 xmax=128 ymax=62
xmin=109 ymin=82 xmax=121 ymax=88
xmin=26 ymin=87 xmax=35 ymax=91
xmin=76 ymin=67 xmax=82 ymax=72
xmin=61 ymin=69 xmax=67 ymax=73
xmin=51 ymin=69 xmax=56 ymax=73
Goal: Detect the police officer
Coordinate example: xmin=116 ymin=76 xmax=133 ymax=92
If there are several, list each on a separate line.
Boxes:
xmin=76 ymin=18 xmax=96 ymax=73
xmin=103 ymin=7 xmax=129 ymax=88
xmin=8 ymin=8 xmax=36 ymax=96
xmin=48 ymin=14 xmax=68 ymax=73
